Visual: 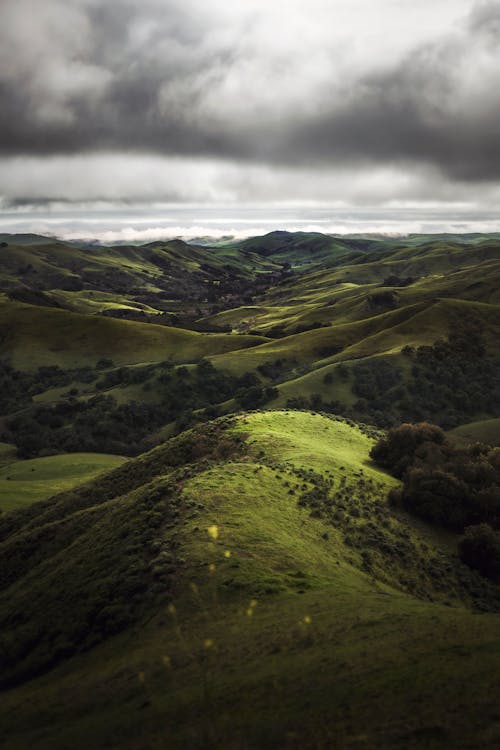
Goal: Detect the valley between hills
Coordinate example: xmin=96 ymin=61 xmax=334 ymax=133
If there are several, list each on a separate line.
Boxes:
xmin=0 ymin=230 xmax=499 ymax=749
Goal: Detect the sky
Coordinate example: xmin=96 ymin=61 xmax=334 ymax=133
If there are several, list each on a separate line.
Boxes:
xmin=1 ymin=0 xmax=500 ymax=240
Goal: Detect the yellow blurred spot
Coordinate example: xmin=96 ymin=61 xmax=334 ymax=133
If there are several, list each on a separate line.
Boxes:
xmin=167 ymin=603 xmax=176 ymax=615
xmin=190 ymin=582 xmax=199 ymax=594
xmin=246 ymin=608 xmax=253 ymax=617
xmin=138 ymin=671 xmax=146 ymax=684
xmin=207 ymin=525 xmax=219 ymax=540
xmin=250 ymin=599 xmax=257 ymax=608
xmin=209 ymin=563 xmax=216 ymax=572
xmin=162 ymin=655 xmax=171 ymax=668
xmin=204 ymin=639 xmax=214 ymax=649
xmin=304 ymin=615 xmax=312 ymax=625
xmin=224 ymin=550 xmax=231 ymax=558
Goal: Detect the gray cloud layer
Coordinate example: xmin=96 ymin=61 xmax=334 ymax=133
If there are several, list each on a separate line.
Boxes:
xmin=1 ymin=0 xmax=499 ymax=182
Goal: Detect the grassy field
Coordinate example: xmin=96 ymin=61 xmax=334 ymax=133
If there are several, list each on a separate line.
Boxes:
xmin=0 ymin=298 xmax=268 ymax=369
xmin=0 ymin=452 xmax=126 ymax=512
xmin=0 ymin=442 xmax=17 ymax=468
xmin=1 ymin=411 xmax=499 ymax=749
xmin=448 ymin=418 xmax=500 ymax=447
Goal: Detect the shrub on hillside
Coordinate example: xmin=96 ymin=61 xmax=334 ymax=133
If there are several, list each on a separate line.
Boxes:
xmin=458 ymin=524 xmax=500 ymax=582
xmin=236 ymin=385 xmax=278 ymax=409
xmin=396 ymin=467 xmax=473 ymax=530
xmin=380 ymin=424 xmax=500 ymax=534
xmin=370 ymin=422 xmax=446 ymax=478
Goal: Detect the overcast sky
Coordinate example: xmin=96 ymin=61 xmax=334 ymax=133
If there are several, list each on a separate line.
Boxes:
xmin=1 ymin=0 xmax=500 ymax=239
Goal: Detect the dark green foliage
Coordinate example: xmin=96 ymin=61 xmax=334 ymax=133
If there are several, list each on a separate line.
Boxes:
xmin=342 ymin=325 xmax=500 ymax=429
xmin=286 ymin=395 xmax=342 ymax=415
xmin=96 ymin=358 xmax=114 ymax=369
xmin=367 ymin=291 xmax=398 ymax=309
xmin=369 ymin=422 xmax=446 ymax=478
xmin=458 ymin=524 xmax=500 ymax=582
xmin=287 ymin=326 xmax=500 ymax=431
xmin=2 ymin=359 xmax=272 ymax=458
xmin=374 ymin=424 xmax=500 ymax=533
xmin=0 ymin=361 xmax=96 ymax=414
xmin=352 ymin=359 xmax=402 ymax=401
xmin=337 ymin=363 xmax=349 ymax=379
xmin=393 ymin=467 xmax=474 ymax=530
xmin=389 ymin=444 xmax=500 ymax=533
xmin=236 ymin=385 xmax=278 ymax=409
xmin=257 ymin=358 xmax=295 ymax=381
xmin=382 ymin=275 xmax=414 ymax=287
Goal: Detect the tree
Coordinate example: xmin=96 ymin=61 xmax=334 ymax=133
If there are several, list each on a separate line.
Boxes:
xmin=458 ymin=524 xmax=500 ymax=582
xmin=370 ymin=422 xmax=446 ymax=478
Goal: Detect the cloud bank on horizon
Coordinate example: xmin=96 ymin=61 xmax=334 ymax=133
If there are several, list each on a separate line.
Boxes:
xmin=1 ymin=0 xmax=500 ymax=236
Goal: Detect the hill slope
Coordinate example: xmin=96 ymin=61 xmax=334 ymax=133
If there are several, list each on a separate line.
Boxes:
xmin=1 ymin=411 xmax=499 ymax=749
xmin=0 ymin=232 xmax=499 ymax=465
xmin=0 ymin=296 xmax=267 ymax=369
xmin=0 ymin=452 xmax=126 ymax=512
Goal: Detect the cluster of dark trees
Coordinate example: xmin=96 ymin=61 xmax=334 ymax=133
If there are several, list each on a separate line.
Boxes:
xmin=312 ymin=324 xmax=500 ymax=429
xmin=1 ymin=359 xmax=277 ymax=458
xmin=257 ymin=358 xmax=296 ymax=381
xmin=0 ymin=362 xmax=97 ymax=414
xmin=371 ymin=422 xmax=500 ymax=582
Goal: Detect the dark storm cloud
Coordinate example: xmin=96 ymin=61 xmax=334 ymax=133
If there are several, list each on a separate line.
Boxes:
xmin=294 ymin=0 xmax=500 ymax=181
xmin=1 ymin=0 xmax=499 ymax=180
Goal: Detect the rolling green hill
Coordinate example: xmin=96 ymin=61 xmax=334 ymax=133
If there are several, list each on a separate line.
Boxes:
xmin=236 ymin=230 xmax=377 ymax=268
xmin=0 ymin=452 xmax=126 ymax=512
xmin=448 ymin=418 xmax=500 ymax=447
xmin=0 ymin=411 xmax=499 ymax=749
xmin=0 ymin=231 xmax=498 ymax=461
xmin=0 ymin=296 xmax=268 ymax=369
xmin=0 ymin=235 xmax=281 ymax=322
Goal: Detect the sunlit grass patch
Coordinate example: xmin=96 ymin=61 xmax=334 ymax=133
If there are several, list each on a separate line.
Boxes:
xmin=0 ymin=452 xmax=127 ymax=511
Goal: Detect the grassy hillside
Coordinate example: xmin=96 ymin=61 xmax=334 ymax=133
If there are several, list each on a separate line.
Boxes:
xmin=1 ymin=411 xmax=499 ymax=749
xmin=0 ymin=231 xmax=498 ymax=462
xmin=448 ymin=418 xmax=500 ymax=447
xmin=0 ymin=453 xmax=126 ymax=512
xmin=0 ymin=235 xmax=283 ymax=332
xmin=236 ymin=230 xmax=376 ymax=268
xmin=0 ymin=297 xmax=267 ymax=369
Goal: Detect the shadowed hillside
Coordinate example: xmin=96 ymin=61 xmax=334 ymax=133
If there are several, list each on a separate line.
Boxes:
xmin=0 ymin=411 xmax=499 ymax=749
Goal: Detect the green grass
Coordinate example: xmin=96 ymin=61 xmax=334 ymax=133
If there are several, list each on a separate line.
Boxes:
xmin=0 ymin=453 xmax=126 ymax=512
xmin=2 ymin=583 xmax=500 ymax=750
xmin=1 ymin=411 xmax=499 ymax=749
xmin=211 ymin=297 xmax=500 ymax=378
xmin=50 ymin=289 xmax=164 ymax=316
xmin=0 ymin=442 xmax=16 ymax=467
xmin=0 ymin=298 xmax=268 ymax=369
xmin=234 ymin=410 xmax=388 ymax=480
xmin=448 ymin=418 xmax=500 ymax=447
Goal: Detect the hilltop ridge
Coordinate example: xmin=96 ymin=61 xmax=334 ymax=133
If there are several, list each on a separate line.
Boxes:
xmin=1 ymin=410 xmax=500 ymax=749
